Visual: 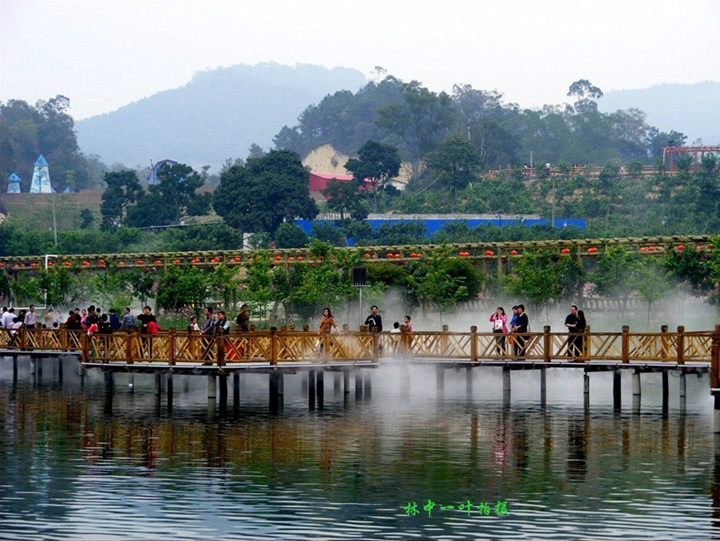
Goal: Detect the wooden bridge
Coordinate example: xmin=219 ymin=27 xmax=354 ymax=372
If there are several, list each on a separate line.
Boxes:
xmin=3 ymin=325 xmax=720 ymax=418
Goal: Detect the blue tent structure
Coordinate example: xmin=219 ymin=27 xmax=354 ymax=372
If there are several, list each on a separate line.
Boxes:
xmin=6 ymin=173 xmax=21 ymax=193
xmin=29 ymin=155 xmax=52 ymax=193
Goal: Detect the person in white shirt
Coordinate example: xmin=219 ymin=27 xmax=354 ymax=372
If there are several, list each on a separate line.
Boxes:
xmin=2 ymin=308 xmax=16 ymax=329
xmin=24 ymin=304 xmax=36 ymax=328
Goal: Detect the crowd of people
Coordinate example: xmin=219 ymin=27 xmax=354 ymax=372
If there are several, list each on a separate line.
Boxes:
xmin=3 ymin=302 xmax=588 ymax=359
xmin=489 ymin=303 xmax=587 ymax=359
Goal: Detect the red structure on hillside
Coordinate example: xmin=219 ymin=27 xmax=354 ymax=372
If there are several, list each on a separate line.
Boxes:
xmin=309 ymin=173 xmax=372 ymax=198
xmin=662 ymin=146 xmax=720 ymax=171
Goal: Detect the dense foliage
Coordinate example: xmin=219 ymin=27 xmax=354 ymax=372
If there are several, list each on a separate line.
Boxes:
xmin=0 ymin=96 xmax=103 ymax=192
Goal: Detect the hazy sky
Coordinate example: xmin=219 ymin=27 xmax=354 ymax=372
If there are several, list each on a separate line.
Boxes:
xmin=2 ymin=0 xmax=719 ymax=120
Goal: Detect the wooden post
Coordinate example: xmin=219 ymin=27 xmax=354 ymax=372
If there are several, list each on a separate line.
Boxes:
xmin=540 ymin=367 xmax=547 ymax=405
xmin=676 ymin=325 xmax=685 ymax=365
xmin=169 ymin=328 xmax=176 ymax=366
xmin=371 ymin=332 xmax=379 ymax=363
xmin=441 ymin=324 xmax=449 ymax=357
xmin=270 ymin=327 xmax=278 ymax=366
xmin=126 ymin=331 xmax=133 ymax=365
xmin=711 ymin=324 xmax=720 ymax=390
xmin=543 ymin=325 xmax=551 ymax=363
xmin=662 ymin=370 xmax=669 ymax=408
xmin=660 ymin=325 xmax=669 ymax=360
xmin=470 ymin=326 xmax=478 ymax=362
xmin=323 ymin=332 xmax=331 ymax=363
xmin=19 ymin=326 xmax=26 ymax=351
xmin=60 ymin=328 xmax=68 ymax=351
xmin=82 ymin=332 xmax=88 ymax=363
xmin=583 ymin=370 xmax=590 ymax=396
xmin=154 ymin=372 xmax=162 ymax=396
xmin=217 ymin=334 xmax=225 ymax=367
xmin=621 ymin=325 xmax=630 ymax=364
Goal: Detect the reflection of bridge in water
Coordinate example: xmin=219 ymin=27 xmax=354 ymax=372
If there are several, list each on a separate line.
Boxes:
xmin=3 ymin=325 xmax=720 ymax=421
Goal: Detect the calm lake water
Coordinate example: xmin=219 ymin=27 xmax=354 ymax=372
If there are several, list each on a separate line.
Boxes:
xmin=1 ymin=357 xmax=719 ymax=540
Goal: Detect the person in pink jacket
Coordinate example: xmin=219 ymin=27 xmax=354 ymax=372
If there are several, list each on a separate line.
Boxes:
xmin=489 ymin=307 xmax=508 ymax=357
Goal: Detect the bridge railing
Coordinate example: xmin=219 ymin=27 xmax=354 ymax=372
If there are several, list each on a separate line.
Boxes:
xmin=1 ymin=326 xmax=717 ymax=366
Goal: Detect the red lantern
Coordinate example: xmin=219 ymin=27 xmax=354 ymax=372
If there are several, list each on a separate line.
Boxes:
xmin=394 ymin=254 xmax=401 ymax=259
xmin=192 ymin=258 xmax=201 ymax=264
xmin=484 ymin=250 xmax=494 ymax=256
xmin=363 ymin=253 xmax=370 ymax=259
xmin=98 ymin=260 xmax=106 ymax=267
xmin=648 ymin=246 xmax=655 ymax=252
xmin=30 ymin=262 xmax=38 ymax=268
xmin=174 ymin=259 xmax=181 ymax=265
xmin=154 ymin=260 xmax=162 ymax=266
xmin=587 ymin=247 xmax=598 ymax=254
xmin=676 ymin=245 xmax=685 ymax=251
xmin=297 ymin=256 xmax=304 ymax=261
xmin=288 ymin=257 xmax=295 ymax=262
xmin=81 ymin=261 xmax=90 ymax=267
xmin=63 ymin=262 xmax=71 ymax=267
xmin=118 ymin=261 xmax=125 ymax=267
xmin=47 ymin=262 xmax=53 ymax=268
xmin=386 ymin=253 xmax=394 ymax=259
xmin=136 ymin=260 xmax=143 ymax=266
xmin=510 ymin=250 xmax=518 ymax=256
xmin=0 ymin=263 xmax=4 ymax=268
xmin=317 ymin=256 xmax=323 ymax=261
xmin=561 ymin=248 xmax=570 ymax=255
xmin=274 ymin=256 xmax=282 ymax=262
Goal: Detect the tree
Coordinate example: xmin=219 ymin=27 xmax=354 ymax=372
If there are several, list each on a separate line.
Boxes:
xmin=504 ymin=250 xmax=579 ymax=314
xmin=125 ymin=163 xmax=210 ymax=227
xmin=425 ymin=136 xmax=482 ymax=212
xmin=630 ymin=259 xmax=672 ymax=329
xmin=156 ymin=265 xmax=208 ymax=312
xmin=591 ymin=246 xmax=639 ymax=308
xmin=345 ymin=140 xmax=401 ymax=212
xmin=375 ymin=80 xmax=455 ymax=170
xmin=100 ymin=170 xmax=142 ymax=229
xmin=274 ymin=223 xmax=309 ymax=248
xmin=567 ymin=79 xmax=603 ymax=114
xmin=321 ymin=178 xmax=370 ymax=220
xmin=213 ymin=149 xmax=318 ymax=233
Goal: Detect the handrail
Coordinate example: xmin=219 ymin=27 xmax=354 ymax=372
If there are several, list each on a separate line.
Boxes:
xmin=1 ymin=326 xmax=717 ymax=366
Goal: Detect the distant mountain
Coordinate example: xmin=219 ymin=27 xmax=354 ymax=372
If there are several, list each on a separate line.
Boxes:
xmin=599 ymin=81 xmax=720 ymax=146
xmin=76 ymin=63 xmax=367 ymax=172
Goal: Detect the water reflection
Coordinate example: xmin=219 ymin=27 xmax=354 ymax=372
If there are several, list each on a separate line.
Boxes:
xmin=0 ymin=359 xmax=718 ymax=539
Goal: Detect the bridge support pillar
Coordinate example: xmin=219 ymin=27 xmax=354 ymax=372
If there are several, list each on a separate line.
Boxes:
xmin=301 ymin=372 xmax=308 ymax=394
xmin=233 ymin=373 xmax=240 ymax=412
xmin=207 ymin=374 xmax=216 ymax=416
xmin=334 ymin=373 xmax=341 ymax=396
xmin=104 ymin=371 xmax=113 ymax=415
xmin=12 ymin=355 xmax=18 ymax=382
xmin=679 ymin=372 xmax=687 ymax=399
xmin=502 ymin=366 xmax=511 ymax=396
xmin=219 ymin=373 xmax=228 ymax=411
xmin=632 ymin=370 xmax=641 ymax=396
xmin=540 ymin=367 xmax=547 ymax=406
xmin=270 ymin=371 xmax=283 ymax=411
xmin=154 ymin=372 xmax=162 ymax=397
xmin=57 ymin=357 xmax=63 ymax=383
xmin=437 ymin=367 xmax=445 ymax=398
xmin=583 ymin=370 xmax=590 ymax=408
xmin=466 ymin=367 xmax=473 ymax=399
xmin=354 ymin=371 xmax=363 ymax=400
xmin=401 ymin=365 xmax=410 ymax=400
xmin=128 ymin=373 xmax=135 ymax=392
xmin=363 ymin=371 xmax=371 ymax=401
xmin=167 ymin=373 xmax=173 ymax=411
xmin=714 ymin=396 xmax=720 ymax=433
xmin=343 ymin=371 xmax=350 ymax=395
xmin=183 ymin=375 xmax=190 ymax=392
xmin=317 ymin=371 xmax=325 ymax=409
xmin=613 ymin=369 xmax=621 ymax=409
xmin=662 ymin=370 xmax=669 ymax=412
xmin=309 ymin=370 xmax=316 ymax=410
xmin=30 ymin=357 xmax=36 ymax=379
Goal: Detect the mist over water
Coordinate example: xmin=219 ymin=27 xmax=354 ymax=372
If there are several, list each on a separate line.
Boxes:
xmin=1 ymin=353 xmax=719 ymax=539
